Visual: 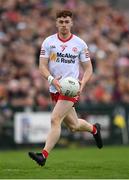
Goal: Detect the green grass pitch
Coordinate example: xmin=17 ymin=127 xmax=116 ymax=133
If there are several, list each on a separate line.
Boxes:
xmin=0 ymin=146 xmax=129 ymax=179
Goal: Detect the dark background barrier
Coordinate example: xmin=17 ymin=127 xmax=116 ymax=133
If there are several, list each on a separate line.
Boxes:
xmin=0 ymin=103 xmax=129 ymax=149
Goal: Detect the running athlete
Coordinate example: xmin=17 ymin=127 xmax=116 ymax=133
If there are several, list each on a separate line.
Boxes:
xmin=28 ymin=10 xmax=103 ymax=166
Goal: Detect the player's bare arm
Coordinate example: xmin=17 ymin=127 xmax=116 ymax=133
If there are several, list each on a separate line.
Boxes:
xmin=79 ymin=60 xmax=93 ymax=94
xmin=39 ymin=57 xmax=61 ymax=92
xmin=39 ymin=57 xmax=50 ymax=79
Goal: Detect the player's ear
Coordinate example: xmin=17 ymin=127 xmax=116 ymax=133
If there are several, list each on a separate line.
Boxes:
xmin=71 ymin=21 xmax=73 ymax=27
xmin=56 ymin=20 xmax=58 ymax=27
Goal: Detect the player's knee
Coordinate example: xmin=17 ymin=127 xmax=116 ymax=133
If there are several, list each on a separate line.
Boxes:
xmin=51 ymin=115 xmax=61 ymax=127
xmin=69 ymin=124 xmax=78 ymax=132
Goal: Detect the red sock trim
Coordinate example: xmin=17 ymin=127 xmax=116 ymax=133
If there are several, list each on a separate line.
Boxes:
xmin=42 ymin=149 xmax=49 ymax=158
xmin=92 ymin=125 xmax=97 ymax=134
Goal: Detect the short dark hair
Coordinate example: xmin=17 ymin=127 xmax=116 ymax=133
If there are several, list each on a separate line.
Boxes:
xmin=56 ymin=10 xmax=73 ymax=19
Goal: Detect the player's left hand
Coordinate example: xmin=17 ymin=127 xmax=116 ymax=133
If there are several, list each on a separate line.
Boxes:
xmin=77 ymin=80 xmax=82 ymax=96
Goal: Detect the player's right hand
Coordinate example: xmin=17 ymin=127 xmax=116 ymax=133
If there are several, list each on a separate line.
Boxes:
xmin=52 ymin=76 xmax=62 ymax=93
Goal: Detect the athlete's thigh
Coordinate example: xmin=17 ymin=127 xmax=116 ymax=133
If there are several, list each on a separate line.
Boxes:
xmin=51 ymin=100 xmax=74 ymax=122
xmin=63 ymin=107 xmax=79 ymax=128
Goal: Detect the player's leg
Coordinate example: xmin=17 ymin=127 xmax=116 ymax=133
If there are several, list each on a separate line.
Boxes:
xmin=28 ymin=100 xmax=74 ymax=166
xmin=64 ymin=107 xmax=94 ymax=132
xmin=43 ymin=100 xmax=74 ymax=153
xmin=63 ymin=107 xmax=103 ymax=148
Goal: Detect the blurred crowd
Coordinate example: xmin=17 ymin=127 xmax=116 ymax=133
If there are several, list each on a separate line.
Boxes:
xmin=0 ymin=0 xmax=129 ymax=125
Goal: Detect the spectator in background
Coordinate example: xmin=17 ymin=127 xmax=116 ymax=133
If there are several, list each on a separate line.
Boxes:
xmin=0 ymin=0 xmax=128 ymax=112
xmin=0 ymin=83 xmax=12 ymax=132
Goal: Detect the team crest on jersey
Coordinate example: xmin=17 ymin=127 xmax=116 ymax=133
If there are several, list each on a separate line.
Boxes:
xmin=72 ymin=47 xmax=78 ymax=53
xmin=60 ymin=45 xmax=67 ymax=52
xmin=50 ymin=52 xmax=57 ymax=61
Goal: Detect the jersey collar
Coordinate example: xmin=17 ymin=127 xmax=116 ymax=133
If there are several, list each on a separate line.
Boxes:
xmin=57 ymin=33 xmax=73 ymax=42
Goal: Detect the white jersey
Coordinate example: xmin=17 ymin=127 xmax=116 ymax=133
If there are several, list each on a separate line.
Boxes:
xmin=40 ymin=33 xmax=90 ymax=93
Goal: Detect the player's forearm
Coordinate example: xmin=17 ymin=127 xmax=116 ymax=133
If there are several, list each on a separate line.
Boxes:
xmin=80 ymin=61 xmax=93 ymax=91
xmin=39 ymin=60 xmax=56 ymax=85
xmin=81 ymin=68 xmax=92 ymax=91
xmin=39 ymin=65 xmax=51 ymax=79
xmin=39 ymin=58 xmax=51 ymax=80
xmin=39 ymin=62 xmax=61 ymax=91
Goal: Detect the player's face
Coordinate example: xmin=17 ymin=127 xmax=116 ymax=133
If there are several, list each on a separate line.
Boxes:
xmin=56 ymin=16 xmax=73 ymax=35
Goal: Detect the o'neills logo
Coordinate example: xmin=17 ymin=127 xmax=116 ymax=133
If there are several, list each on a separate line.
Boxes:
xmin=57 ymin=52 xmax=78 ymax=59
